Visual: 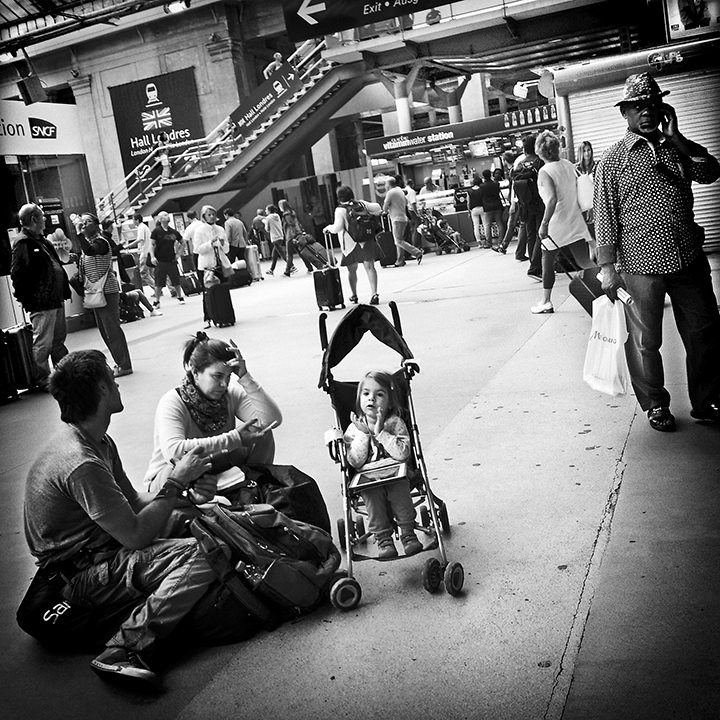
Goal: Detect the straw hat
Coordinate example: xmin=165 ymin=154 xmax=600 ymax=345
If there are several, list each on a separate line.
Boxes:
xmin=615 ymin=72 xmax=670 ymax=106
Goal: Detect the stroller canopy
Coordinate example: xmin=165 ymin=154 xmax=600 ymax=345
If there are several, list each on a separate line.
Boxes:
xmin=319 ymin=305 xmax=414 ymax=389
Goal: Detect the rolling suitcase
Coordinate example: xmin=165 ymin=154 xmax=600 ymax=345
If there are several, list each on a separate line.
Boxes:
xmin=0 ymin=332 xmax=18 ymax=403
xmin=204 ymin=284 xmax=236 ymax=327
xmin=569 ymin=268 xmax=603 ymax=316
xmin=5 ymin=323 xmax=39 ymax=390
xmin=376 ymin=215 xmax=397 ymax=267
xmin=314 ymin=233 xmax=344 ymax=311
xmin=296 ymin=235 xmax=328 ymax=271
xmin=244 ymin=245 xmax=263 ymax=281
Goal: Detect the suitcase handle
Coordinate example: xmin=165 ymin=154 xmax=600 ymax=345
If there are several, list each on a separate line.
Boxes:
xmin=323 ymin=231 xmax=338 ymax=268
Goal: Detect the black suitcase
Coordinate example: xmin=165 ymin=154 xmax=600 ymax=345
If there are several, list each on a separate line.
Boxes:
xmin=228 ymin=267 xmax=252 ymax=289
xmin=5 ymin=323 xmax=38 ymax=390
xmin=569 ymin=268 xmax=602 ymax=316
xmin=296 ymin=238 xmax=328 ymax=270
xmin=314 ymin=233 xmax=344 ymax=311
xmin=0 ymin=332 xmax=18 ymax=403
xmin=204 ymin=284 xmax=236 ymax=327
xmin=376 ymin=231 xmax=397 ymax=267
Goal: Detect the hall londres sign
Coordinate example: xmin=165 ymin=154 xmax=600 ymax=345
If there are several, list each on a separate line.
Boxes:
xmin=283 ymin=0 xmax=456 ymax=41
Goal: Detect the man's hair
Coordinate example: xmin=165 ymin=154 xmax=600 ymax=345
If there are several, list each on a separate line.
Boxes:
xmin=482 ymin=169 xmax=492 ymax=181
xmin=522 ymin=134 xmax=537 ymax=155
xmin=18 ymin=203 xmax=42 ymax=228
xmin=386 ymin=176 xmax=397 ymax=189
xmin=49 ymin=350 xmax=111 ymax=423
xmin=187 ymin=210 xmax=197 ymax=220
xmin=224 ymin=208 xmax=235 ymax=217
xmin=336 ymin=185 xmax=354 ymax=203
xmin=133 ymin=212 xmax=144 ymax=223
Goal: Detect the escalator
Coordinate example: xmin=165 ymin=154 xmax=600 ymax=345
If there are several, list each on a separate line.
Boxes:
xmin=99 ymin=42 xmax=366 ymax=219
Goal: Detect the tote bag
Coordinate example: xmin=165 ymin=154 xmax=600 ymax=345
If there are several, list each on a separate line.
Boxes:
xmin=582 ymin=295 xmax=630 ymax=396
xmin=82 ymin=268 xmax=110 ymax=309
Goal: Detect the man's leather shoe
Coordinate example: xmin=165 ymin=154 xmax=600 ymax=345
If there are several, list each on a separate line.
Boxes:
xmin=690 ymin=403 xmax=720 ymax=423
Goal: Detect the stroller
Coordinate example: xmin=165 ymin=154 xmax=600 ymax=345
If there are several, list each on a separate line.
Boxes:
xmin=319 ymin=302 xmax=465 ymax=611
xmin=416 ymin=207 xmax=471 ymax=255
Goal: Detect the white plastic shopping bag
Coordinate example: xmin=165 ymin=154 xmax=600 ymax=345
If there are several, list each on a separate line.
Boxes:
xmin=583 ymin=295 xmax=630 ymax=396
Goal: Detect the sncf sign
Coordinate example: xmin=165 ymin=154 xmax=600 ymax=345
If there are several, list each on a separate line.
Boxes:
xmin=29 ymin=117 xmax=58 ymax=139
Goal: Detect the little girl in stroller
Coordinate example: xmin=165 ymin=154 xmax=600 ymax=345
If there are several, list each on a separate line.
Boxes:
xmin=344 ymin=371 xmax=424 ymax=559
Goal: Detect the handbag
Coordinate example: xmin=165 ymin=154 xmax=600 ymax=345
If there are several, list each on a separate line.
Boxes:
xmin=577 ymin=173 xmax=594 ymax=212
xmin=582 ymin=295 xmax=630 ymax=396
xmin=213 ymin=247 xmax=233 ymax=280
xmin=81 ymin=259 xmax=110 ymax=309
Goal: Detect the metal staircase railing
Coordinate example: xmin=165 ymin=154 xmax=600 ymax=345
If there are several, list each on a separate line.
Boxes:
xmin=97 ymin=39 xmax=333 ymax=222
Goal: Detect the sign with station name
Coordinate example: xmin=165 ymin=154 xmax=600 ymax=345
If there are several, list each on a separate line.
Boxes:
xmin=364 ymin=105 xmax=557 ymax=157
xmin=283 ymin=0 xmax=456 ymax=42
xmin=0 ymin=100 xmax=84 ymax=155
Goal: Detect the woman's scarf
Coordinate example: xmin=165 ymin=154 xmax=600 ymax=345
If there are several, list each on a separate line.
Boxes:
xmin=177 ymin=374 xmax=228 ymax=434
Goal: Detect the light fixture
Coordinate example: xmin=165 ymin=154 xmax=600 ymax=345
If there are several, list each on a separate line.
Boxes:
xmin=163 ymin=0 xmax=190 ymax=14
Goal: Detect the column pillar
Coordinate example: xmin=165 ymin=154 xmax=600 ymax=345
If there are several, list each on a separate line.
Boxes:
xmin=394 ymin=78 xmax=412 ymax=133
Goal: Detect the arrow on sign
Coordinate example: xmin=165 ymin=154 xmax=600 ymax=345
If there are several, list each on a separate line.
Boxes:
xmin=298 ymin=0 xmax=326 ymax=25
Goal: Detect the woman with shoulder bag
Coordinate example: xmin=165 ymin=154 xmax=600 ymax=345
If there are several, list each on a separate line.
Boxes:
xmin=77 ymin=213 xmax=133 ymax=377
xmin=575 ymin=140 xmax=596 ymax=245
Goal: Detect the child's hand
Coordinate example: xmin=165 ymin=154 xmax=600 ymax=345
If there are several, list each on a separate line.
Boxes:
xmin=350 ymin=412 xmax=370 ymax=434
xmin=373 ymin=409 xmax=385 ymax=435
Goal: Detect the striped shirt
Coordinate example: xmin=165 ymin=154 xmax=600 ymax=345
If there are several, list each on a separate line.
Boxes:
xmin=82 ymin=236 xmax=119 ymax=294
xmin=594 ymin=129 xmax=720 ymax=274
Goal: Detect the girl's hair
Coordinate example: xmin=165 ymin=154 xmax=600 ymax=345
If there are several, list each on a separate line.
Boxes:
xmin=183 ymin=331 xmax=235 ymax=374
xmin=336 ymin=185 xmax=354 ymax=203
xmin=278 ymin=199 xmax=291 ymax=212
xmin=576 ymin=140 xmax=595 ymax=173
xmin=266 ymin=204 xmax=279 ymax=215
xmin=200 ymin=204 xmax=216 ymax=221
xmin=535 ymin=130 xmax=561 ymax=162
xmin=355 ymin=370 xmax=399 ymax=417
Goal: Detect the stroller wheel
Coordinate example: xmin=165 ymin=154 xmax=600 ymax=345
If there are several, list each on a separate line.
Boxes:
xmin=336 ymin=517 xmax=347 ymax=550
xmin=330 ymin=577 xmax=362 ymax=611
xmin=439 ymin=502 xmax=451 ymax=536
xmin=355 ymin=517 xmax=366 ymax=544
xmin=419 ymin=506 xmax=430 ymax=529
xmin=444 ymin=561 xmax=465 ymax=596
xmin=422 ymin=557 xmax=443 ymax=593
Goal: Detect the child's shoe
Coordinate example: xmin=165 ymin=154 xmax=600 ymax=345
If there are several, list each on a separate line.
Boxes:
xmin=401 ymin=532 xmax=423 ymax=556
xmin=377 ymin=536 xmax=398 ymax=559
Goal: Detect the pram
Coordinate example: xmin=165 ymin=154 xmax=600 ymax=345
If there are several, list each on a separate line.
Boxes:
xmin=318 ymin=302 xmax=465 ymax=611
xmin=416 ymin=207 xmax=471 ymax=255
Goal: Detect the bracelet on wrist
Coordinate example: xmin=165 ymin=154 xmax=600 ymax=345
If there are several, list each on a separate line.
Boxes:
xmin=154 ymin=477 xmax=186 ymax=501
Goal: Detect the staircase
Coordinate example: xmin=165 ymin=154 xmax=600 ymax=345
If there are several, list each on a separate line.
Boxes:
xmin=97 ymin=41 xmax=366 ymax=220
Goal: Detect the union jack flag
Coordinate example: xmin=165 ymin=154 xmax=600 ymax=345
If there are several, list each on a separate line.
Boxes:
xmin=141 ymin=107 xmax=172 ymax=131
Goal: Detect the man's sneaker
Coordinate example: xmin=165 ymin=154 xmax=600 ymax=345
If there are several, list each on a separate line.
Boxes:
xmin=90 ymin=647 xmax=158 ymax=685
xmin=178 ymin=297 xmax=185 ymax=304
xmin=377 ymin=537 xmax=398 ymax=560
xmin=150 ymin=309 xmax=163 ymax=317
xmin=528 ymin=273 xmax=542 ymax=282
xmin=416 ymin=250 xmax=424 ymax=265
xmin=152 ymin=300 xmax=160 ymax=308
xmin=290 ymin=265 xmax=298 ymax=274
xmin=266 ymin=270 xmax=274 ymax=276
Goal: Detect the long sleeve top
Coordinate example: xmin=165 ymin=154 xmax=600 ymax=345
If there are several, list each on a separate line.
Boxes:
xmin=594 ymin=129 xmax=720 ymax=274
xmin=192 ymin=222 xmax=229 ymax=271
xmin=144 ymin=372 xmax=282 ymax=487
xmin=343 ymin=414 xmax=411 ymax=469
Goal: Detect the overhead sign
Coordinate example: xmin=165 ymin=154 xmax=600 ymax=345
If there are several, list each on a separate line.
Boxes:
xmin=364 ymin=105 xmax=557 ymax=157
xmin=109 ymin=68 xmax=204 ymax=178
xmin=283 ymin=0 xmax=456 ymax=42
xmin=0 ymin=100 xmax=84 ymax=155
xmin=229 ymin=61 xmax=304 ymax=136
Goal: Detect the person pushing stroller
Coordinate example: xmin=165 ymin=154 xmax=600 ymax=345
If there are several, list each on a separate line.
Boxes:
xmin=343 ymin=371 xmax=424 ymax=559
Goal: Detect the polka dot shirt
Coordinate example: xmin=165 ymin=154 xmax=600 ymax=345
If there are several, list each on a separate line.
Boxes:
xmin=594 ymin=129 xmax=720 ymax=274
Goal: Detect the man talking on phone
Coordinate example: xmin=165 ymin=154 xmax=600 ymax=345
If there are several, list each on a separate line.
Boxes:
xmin=594 ymin=72 xmax=720 ymax=432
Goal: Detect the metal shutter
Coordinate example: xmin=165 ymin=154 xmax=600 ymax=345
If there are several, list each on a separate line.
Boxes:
xmin=568 ymin=68 xmax=720 ymax=252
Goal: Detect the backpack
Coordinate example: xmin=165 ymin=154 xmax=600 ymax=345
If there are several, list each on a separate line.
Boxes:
xmin=344 ymin=200 xmax=381 ymax=243
xmin=512 ymin=159 xmax=542 ymax=214
xmin=190 ymin=504 xmax=341 ymax=621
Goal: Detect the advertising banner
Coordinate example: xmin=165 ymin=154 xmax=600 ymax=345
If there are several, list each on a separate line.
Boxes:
xmin=664 ymin=0 xmax=720 ymax=41
xmin=229 ymin=62 xmax=304 ymax=137
xmin=109 ymin=68 xmax=204 ymax=178
xmin=0 ymin=100 xmax=84 ymax=155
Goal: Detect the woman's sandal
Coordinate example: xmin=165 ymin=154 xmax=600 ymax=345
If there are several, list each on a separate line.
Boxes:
xmin=370 ymin=294 xmax=379 ymax=305
xmin=647 ymin=406 xmax=676 ymax=432
xmin=349 ymin=295 xmax=358 ymax=304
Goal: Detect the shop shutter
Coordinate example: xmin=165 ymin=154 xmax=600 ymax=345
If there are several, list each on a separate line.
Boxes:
xmin=568 ymin=68 xmax=720 ymax=252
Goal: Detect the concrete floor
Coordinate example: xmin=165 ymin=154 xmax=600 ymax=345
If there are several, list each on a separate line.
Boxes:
xmin=1 ymin=245 xmax=719 ymax=720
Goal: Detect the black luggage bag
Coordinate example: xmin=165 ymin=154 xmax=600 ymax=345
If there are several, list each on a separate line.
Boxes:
xmin=296 ymin=236 xmax=328 ymax=270
xmin=180 ymin=271 xmax=202 ymax=296
xmin=376 ymin=215 xmax=397 ymax=267
xmin=204 ymin=283 xmax=236 ymax=327
xmin=0 ymin=332 xmax=18 ymax=403
xmin=314 ymin=233 xmax=344 ymax=311
xmin=5 ymin=323 xmax=38 ymax=390
xmin=569 ymin=268 xmax=603 ymax=316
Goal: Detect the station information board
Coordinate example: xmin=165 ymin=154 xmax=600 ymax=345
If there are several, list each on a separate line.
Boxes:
xmin=283 ymin=0 xmax=456 ymax=42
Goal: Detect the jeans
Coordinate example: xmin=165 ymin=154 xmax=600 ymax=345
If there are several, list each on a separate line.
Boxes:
xmin=391 ymin=219 xmax=419 ymax=263
xmin=63 ymin=537 xmax=216 ymax=653
xmin=524 ymin=206 xmax=544 ymax=275
xmin=621 ymin=253 xmax=720 ymax=413
xmin=268 ymin=239 xmax=286 ymax=272
xmin=481 ymin=209 xmax=506 ymax=249
xmin=92 ymin=293 xmax=132 ymax=372
xmin=28 ymin=307 xmax=68 ymax=384
xmin=361 ymin=478 xmax=416 ymax=539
